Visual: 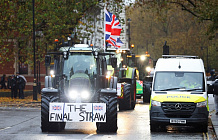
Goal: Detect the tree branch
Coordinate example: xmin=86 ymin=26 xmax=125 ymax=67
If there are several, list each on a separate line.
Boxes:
xmin=187 ymin=0 xmax=196 ymax=7
xmin=170 ymin=1 xmax=212 ymax=21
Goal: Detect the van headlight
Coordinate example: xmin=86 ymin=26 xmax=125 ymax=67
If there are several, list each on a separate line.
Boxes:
xmin=151 ymin=100 xmax=161 ymax=106
xmin=196 ymin=101 xmax=207 ymax=107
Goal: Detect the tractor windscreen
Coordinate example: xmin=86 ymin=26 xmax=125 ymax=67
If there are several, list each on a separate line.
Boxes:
xmin=63 ymin=53 xmax=97 ymax=80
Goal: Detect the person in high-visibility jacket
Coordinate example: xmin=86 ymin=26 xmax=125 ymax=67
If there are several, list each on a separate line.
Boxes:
xmin=180 ymin=78 xmax=200 ymax=89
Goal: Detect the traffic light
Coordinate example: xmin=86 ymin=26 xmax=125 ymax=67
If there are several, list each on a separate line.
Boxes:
xmin=45 ymin=55 xmax=51 ymax=66
xmin=163 ymin=42 xmax=169 ymax=55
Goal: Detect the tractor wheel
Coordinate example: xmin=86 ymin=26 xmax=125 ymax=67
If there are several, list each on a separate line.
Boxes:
xmin=130 ymin=80 xmax=136 ymax=110
xmin=119 ymin=83 xmax=131 ymax=111
xmin=96 ymin=94 xmax=117 ymax=132
xmin=143 ymin=83 xmax=151 ymax=103
xmin=41 ymin=94 xmax=66 ymax=132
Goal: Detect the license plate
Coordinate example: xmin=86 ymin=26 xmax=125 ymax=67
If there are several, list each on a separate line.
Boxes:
xmin=170 ymin=119 xmax=186 ymax=124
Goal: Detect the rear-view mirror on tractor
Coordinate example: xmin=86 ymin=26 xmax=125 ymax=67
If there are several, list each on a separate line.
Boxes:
xmin=111 ymin=57 xmax=117 ymax=68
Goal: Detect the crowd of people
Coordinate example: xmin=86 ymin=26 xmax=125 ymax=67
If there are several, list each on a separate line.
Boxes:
xmin=0 ymin=73 xmax=26 ymax=99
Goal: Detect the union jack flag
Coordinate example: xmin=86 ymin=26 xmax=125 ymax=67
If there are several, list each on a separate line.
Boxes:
xmin=105 ymin=9 xmax=122 ymax=47
xmin=115 ymin=37 xmax=124 ymax=48
xmin=94 ymin=105 xmax=103 ymax=111
xmin=52 ymin=105 xmax=62 ymax=110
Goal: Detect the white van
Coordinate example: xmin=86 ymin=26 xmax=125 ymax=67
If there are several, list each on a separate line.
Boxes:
xmin=149 ymin=55 xmax=208 ymax=132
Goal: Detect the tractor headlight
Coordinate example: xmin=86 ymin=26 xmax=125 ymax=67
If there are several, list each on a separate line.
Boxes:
xmin=106 ymin=71 xmax=112 ymax=79
xmin=146 ymin=66 xmax=151 ymax=72
xmin=151 ymin=100 xmax=161 ymax=106
xmin=50 ymin=70 xmax=55 ymax=78
xmin=140 ymin=55 xmax=146 ymax=61
xmin=196 ymin=101 xmax=207 ymax=107
xmin=69 ymin=90 xmax=78 ymax=99
xmin=81 ymin=90 xmax=90 ymax=99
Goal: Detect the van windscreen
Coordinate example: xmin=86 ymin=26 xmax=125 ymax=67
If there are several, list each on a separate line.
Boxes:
xmin=153 ymin=72 xmax=205 ymax=92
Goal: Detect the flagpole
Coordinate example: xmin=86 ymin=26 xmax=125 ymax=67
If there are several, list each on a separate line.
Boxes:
xmin=103 ymin=5 xmax=106 ymax=52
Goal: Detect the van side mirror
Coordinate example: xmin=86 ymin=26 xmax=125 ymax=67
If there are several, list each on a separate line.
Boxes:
xmin=45 ymin=55 xmax=51 ymax=66
xmin=111 ymin=57 xmax=117 ymax=68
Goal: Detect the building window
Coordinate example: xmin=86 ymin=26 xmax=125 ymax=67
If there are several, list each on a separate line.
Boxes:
xmin=18 ymin=41 xmax=28 ymax=74
xmin=19 ymin=56 xmax=28 ymax=74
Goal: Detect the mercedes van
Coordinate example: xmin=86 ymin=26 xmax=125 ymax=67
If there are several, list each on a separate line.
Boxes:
xmin=150 ymin=55 xmax=208 ymax=132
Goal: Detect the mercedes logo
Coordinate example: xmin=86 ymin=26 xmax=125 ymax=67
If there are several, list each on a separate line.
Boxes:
xmin=175 ymin=103 xmax=182 ymax=110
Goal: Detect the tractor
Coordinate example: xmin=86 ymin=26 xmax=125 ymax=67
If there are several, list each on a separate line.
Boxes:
xmin=105 ymin=47 xmax=139 ymax=110
xmin=41 ymin=43 xmax=118 ymax=132
xmin=134 ymin=53 xmax=153 ymax=103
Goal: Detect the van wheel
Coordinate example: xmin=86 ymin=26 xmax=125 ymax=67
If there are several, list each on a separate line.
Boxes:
xmin=198 ymin=124 xmax=208 ymax=132
xmin=150 ymin=124 xmax=158 ymax=132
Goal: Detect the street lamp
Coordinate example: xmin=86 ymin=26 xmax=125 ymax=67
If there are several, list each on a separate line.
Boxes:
xmin=32 ymin=0 xmax=37 ymax=100
xmin=127 ymin=18 xmax=131 ymax=49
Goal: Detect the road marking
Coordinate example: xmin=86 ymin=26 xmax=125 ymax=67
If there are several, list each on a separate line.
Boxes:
xmin=206 ymin=132 xmax=209 ymax=140
xmin=203 ymin=132 xmax=210 ymax=140
xmin=203 ymin=132 xmax=206 ymax=140
xmin=83 ymin=134 xmax=94 ymax=139
xmin=0 ymin=127 xmax=11 ymax=131
xmin=0 ymin=116 xmax=37 ymax=132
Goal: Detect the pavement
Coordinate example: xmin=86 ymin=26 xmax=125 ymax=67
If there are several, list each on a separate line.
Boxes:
xmin=0 ymin=89 xmax=217 ymax=137
xmin=0 ymin=89 xmax=41 ymax=108
xmin=208 ymin=94 xmax=218 ymax=138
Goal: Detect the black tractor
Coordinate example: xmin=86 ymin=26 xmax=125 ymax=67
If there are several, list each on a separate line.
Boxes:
xmin=41 ymin=43 xmax=118 ymax=132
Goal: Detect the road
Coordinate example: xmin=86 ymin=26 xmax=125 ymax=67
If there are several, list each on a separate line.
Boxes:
xmin=0 ymin=99 xmax=215 ymax=140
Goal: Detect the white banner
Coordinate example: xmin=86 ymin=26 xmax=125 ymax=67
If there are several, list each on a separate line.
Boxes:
xmin=49 ymin=103 xmax=106 ymax=122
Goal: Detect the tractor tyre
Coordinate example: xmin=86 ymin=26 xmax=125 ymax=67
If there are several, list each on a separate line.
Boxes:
xmin=96 ymin=94 xmax=117 ymax=132
xmin=41 ymin=94 xmax=66 ymax=132
xmin=119 ymin=83 xmax=131 ymax=111
xmin=143 ymin=83 xmax=151 ymax=103
xmin=131 ymin=80 xmax=136 ymax=110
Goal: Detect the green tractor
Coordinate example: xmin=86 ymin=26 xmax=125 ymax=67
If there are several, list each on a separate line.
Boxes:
xmin=105 ymin=48 xmax=139 ymax=110
xmin=134 ymin=54 xmax=153 ymax=103
xmin=41 ymin=43 xmax=118 ymax=132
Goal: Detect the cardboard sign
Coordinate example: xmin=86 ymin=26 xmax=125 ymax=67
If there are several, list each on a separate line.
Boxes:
xmin=117 ymin=83 xmax=121 ymax=96
xmin=49 ymin=103 xmax=106 ymax=122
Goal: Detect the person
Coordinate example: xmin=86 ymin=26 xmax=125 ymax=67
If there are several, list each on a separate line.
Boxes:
xmin=11 ymin=75 xmax=17 ymax=99
xmin=1 ymin=74 xmax=7 ymax=89
xmin=17 ymin=75 xmax=26 ymax=99
xmin=179 ymin=76 xmax=200 ymax=89
xmin=74 ymin=56 xmax=88 ymax=73
xmin=213 ymin=79 xmax=218 ymax=115
xmin=7 ymin=76 xmax=12 ymax=89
